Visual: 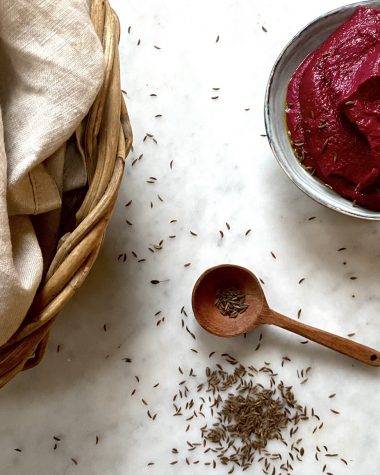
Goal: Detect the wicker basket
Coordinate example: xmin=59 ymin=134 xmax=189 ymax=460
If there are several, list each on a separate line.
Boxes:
xmin=0 ymin=0 xmax=132 ymax=388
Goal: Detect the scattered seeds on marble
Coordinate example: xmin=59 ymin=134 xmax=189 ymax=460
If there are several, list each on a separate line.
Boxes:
xmin=157 ymin=194 xmax=163 ymax=202
xmin=137 ymin=39 xmax=140 ymax=46
xmin=219 ymin=230 xmax=224 ymax=238
xmin=245 ymin=228 xmax=251 ymax=236
xmin=14 ymin=449 xmax=22 ymax=453
xmin=262 ymin=25 xmax=268 ymax=32
xmin=347 ymin=333 xmax=355 ymax=337
xmin=271 ymin=251 xmax=276 ymax=259
xmin=128 ymin=26 xmax=131 ymax=33
xmin=184 ymin=263 xmax=191 ymax=267
xmin=190 ymin=230 xmax=198 ymax=236
xmin=186 ymin=326 xmax=196 ymax=340
xmin=211 ymin=96 xmax=219 ymax=100
xmin=298 ymin=278 xmax=305 ymax=284
xmin=71 ymin=458 xmax=78 ymax=465
xmin=281 ymin=356 xmax=291 ymax=367
xmin=297 ymin=308 xmax=302 ymax=319
xmin=181 ymin=306 xmax=188 ymax=317
xmin=215 ymin=35 xmax=220 ymax=42
xmin=125 ymin=200 xmax=132 ymax=207
xmin=170 ymin=355 xmax=348 ymax=473
xmin=95 ymin=436 xmax=99 ymax=445
xmin=153 ymin=241 xmax=163 ymax=250
xmin=226 ymin=222 xmax=230 ymax=230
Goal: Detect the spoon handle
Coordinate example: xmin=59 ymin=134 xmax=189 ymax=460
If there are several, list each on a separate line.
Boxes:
xmin=265 ymin=309 xmax=380 ymax=367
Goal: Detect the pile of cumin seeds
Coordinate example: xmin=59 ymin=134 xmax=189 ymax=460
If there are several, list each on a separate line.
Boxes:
xmin=171 ymin=355 xmax=348 ymax=474
xmin=215 ymin=287 xmax=249 ymax=318
xmin=202 ymin=364 xmax=307 ymax=471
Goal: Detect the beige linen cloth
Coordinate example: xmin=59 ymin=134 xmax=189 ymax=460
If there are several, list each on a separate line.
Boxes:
xmin=0 ymin=0 xmax=105 ymax=345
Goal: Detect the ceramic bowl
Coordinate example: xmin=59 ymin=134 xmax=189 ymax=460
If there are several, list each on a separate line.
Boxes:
xmin=264 ymin=1 xmax=380 ymax=220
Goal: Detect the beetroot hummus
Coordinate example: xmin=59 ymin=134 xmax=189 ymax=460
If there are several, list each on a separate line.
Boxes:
xmin=287 ymin=6 xmax=380 ymax=210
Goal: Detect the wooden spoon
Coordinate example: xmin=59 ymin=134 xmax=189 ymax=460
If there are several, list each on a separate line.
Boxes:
xmin=192 ymin=264 xmax=380 ymax=367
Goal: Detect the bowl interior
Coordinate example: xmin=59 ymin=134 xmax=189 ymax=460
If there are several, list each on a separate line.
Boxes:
xmin=265 ymin=1 xmax=380 ymax=220
xmin=192 ymin=265 xmax=264 ymax=337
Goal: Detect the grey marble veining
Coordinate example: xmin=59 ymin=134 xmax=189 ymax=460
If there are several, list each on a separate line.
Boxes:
xmin=0 ymin=0 xmax=379 ymax=474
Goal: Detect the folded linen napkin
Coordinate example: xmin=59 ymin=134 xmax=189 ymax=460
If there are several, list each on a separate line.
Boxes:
xmin=0 ymin=0 xmax=105 ymax=345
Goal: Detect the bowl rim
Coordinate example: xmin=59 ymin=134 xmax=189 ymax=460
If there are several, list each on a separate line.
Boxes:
xmin=264 ymin=0 xmax=380 ymax=221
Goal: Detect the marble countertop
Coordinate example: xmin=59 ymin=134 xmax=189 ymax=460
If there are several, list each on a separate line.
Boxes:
xmin=1 ymin=0 xmax=380 ymax=474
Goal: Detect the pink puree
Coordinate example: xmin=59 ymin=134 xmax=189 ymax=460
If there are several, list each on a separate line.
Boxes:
xmin=287 ymin=7 xmax=380 ymax=210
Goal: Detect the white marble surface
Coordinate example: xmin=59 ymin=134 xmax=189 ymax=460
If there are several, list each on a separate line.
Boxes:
xmin=1 ymin=0 xmax=380 ymax=474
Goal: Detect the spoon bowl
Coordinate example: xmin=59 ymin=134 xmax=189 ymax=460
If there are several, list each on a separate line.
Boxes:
xmin=192 ymin=264 xmax=266 ymax=337
xmin=192 ymin=264 xmax=380 ymax=367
